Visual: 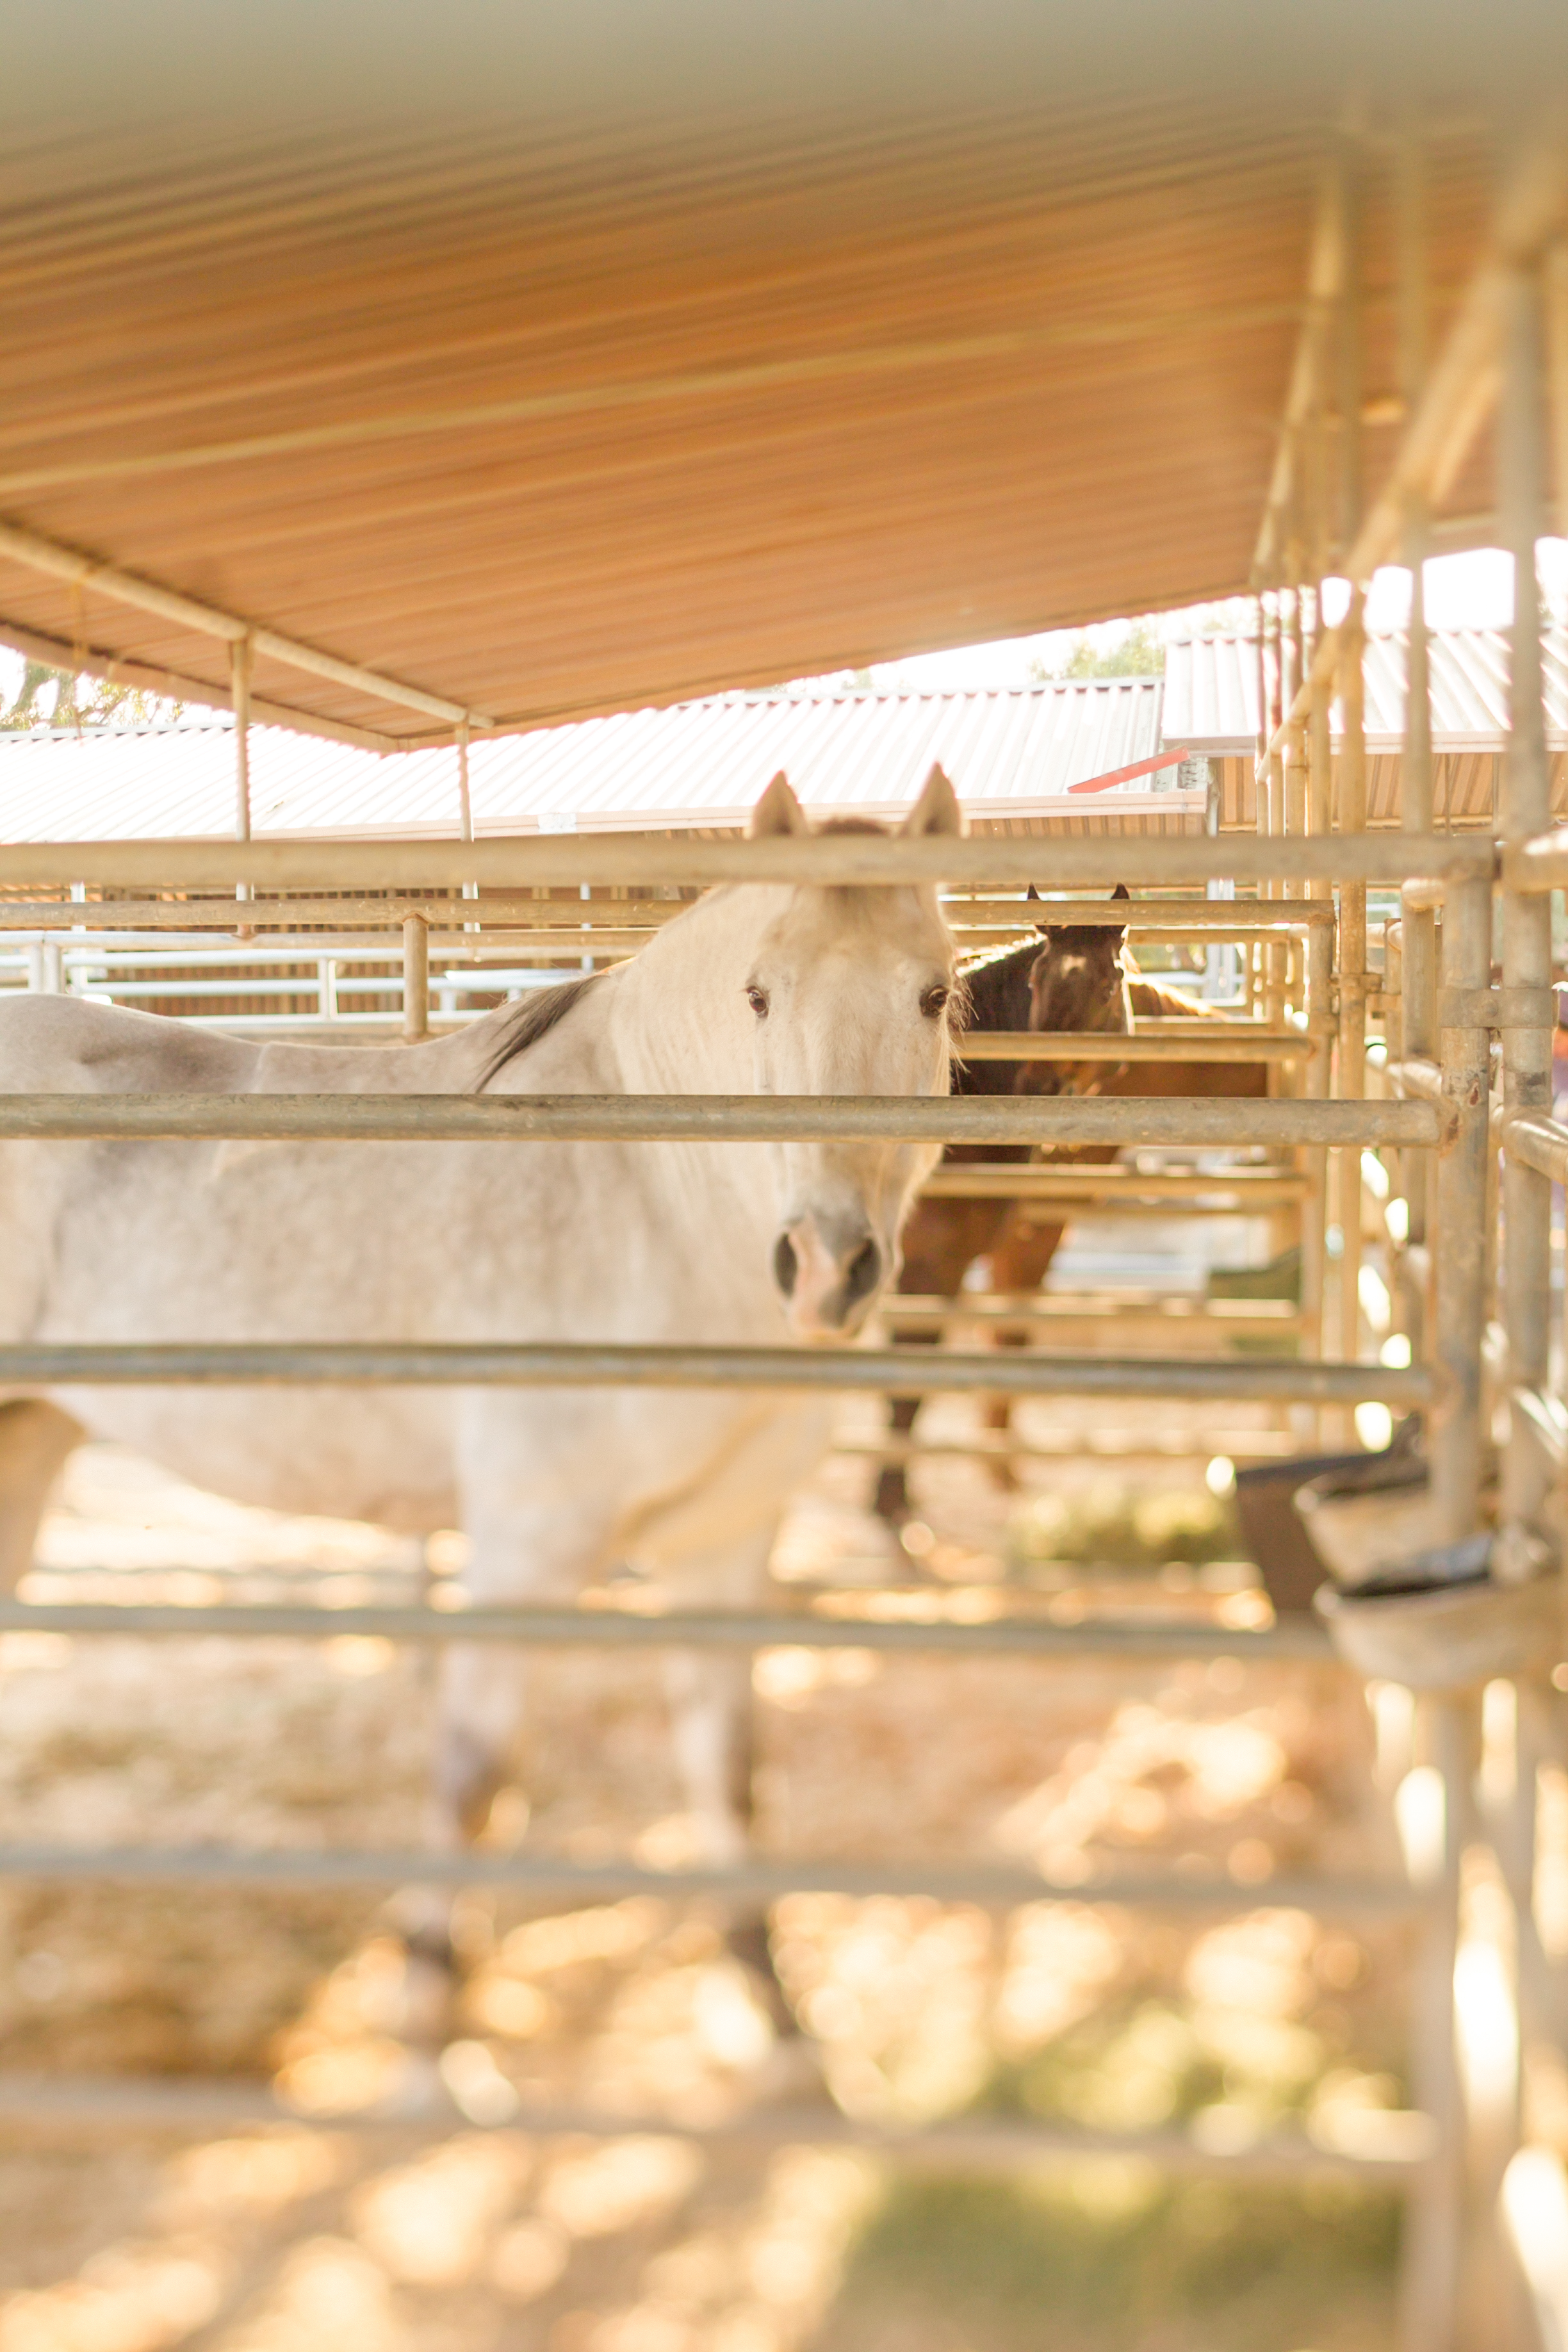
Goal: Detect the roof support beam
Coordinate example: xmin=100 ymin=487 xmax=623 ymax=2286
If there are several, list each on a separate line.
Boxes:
xmin=0 ymin=612 xmax=398 ymax=753
xmin=0 ymin=516 xmax=488 ymax=730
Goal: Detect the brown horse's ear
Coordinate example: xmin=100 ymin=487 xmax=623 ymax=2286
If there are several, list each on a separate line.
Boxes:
xmin=1111 ymin=883 xmax=1131 ymax=901
xmin=749 ymin=771 xmax=809 ymax=838
xmin=901 ymin=764 xmax=965 ymax=838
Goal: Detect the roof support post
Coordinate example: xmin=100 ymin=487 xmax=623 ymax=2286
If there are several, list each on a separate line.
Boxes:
xmin=1328 ymin=141 xmax=1368 ymax=1411
xmin=1337 ymin=587 xmax=1369 ymax=1389
xmin=1331 ymin=141 xmax=1365 ymax=574
xmin=1264 ymin=594 xmax=1286 ymax=1022
xmin=1398 ymin=129 xmax=1437 ymax=1259
xmin=457 ymin=717 xmax=479 ymax=929
xmin=231 ymin=634 xmax=254 ymax=846
xmin=1284 ymin=592 xmax=1309 ymax=1018
xmin=231 ymin=633 xmax=254 ymax=924
xmin=1497 ymin=259 xmax=1555 ymax=1581
xmin=1308 ymin=589 xmax=1334 ymax=879
xmin=456 ymin=719 xmax=474 ymax=846
xmin=1548 ymin=243 xmax=1568 ymax=536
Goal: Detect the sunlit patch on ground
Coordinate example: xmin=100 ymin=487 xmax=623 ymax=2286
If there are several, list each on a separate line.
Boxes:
xmin=0 ymin=1437 xmax=1426 ymax=2349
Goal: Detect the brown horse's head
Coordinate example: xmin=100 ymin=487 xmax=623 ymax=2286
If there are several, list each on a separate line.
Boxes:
xmin=1018 ymin=884 xmax=1133 ymax=1097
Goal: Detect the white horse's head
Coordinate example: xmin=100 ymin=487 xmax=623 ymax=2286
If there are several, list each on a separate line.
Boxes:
xmin=742 ymin=765 xmax=962 ymax=1339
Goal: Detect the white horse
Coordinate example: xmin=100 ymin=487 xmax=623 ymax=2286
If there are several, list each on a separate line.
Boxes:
xmin=0 ymin=769 xmax=961 ymax=2033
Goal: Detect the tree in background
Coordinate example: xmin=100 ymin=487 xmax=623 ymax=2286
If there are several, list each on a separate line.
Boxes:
xmin=1029 ymin=617 xmax=1164 ymax=682
xmin=0 ymin=659 xmax=177 ymax=732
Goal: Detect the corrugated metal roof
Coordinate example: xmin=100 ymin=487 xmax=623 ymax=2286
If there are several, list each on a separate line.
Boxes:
xmin=0 ymin=678 xmax=1182 ymax=842
xmin=1165 ymin=626 xmax=1568 ymax=753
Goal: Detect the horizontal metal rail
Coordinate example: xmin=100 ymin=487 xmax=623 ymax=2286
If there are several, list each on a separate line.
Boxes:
xmin=0 ymin=832 xmax=1495 ymax=895
xmin=0 ymin=1093 xmax=1443 ymax=1148
xmin=1501 ymin=829 xmax=1568 ymax=892
xmin=0 ymin=1842 xmax=1429 ymax=1913
xmin=0 ymin=2073 xmax=1432 ymax=2175
xmin=1501 ymin=1111 xmax=1568 ymax=1184
xmin=840 ymin=1428 xmax=1307 ymax=1461
xmin=0 ymin=894 xmax=1339 ymax=934
xmin=948 ymin=898 xmax=1337 ymax=931
xmin=0 ymin=1341 xmax=1435 ymax=1403
xmin=884 ymin=1294 xmax=1302 ymax=1329
xmin=959 ymin=1031 xmax=1312 ymax=1063
xmin=923 ymin=1166 xmax=1309 ymax=1203
xmin=1384 ymin=1056 xmax=1446 ymax=1106
xmin=0 ymin=920 xmax=1323 ymax=956
xmin=0 ymin=1599 xmax=1335 ymax=1658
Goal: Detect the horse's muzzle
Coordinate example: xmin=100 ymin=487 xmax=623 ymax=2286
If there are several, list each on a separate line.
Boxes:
xmin=774 ymin=1215 xmax=884 ymax=1337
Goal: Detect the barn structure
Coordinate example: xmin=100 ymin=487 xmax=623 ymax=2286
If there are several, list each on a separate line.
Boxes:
xmin=2 ymin=17 xmax=1568 ymax=2349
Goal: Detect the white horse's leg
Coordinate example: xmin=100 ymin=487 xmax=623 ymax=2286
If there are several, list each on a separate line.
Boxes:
xmin=0 ymin=1401 xmax=82 ymax=1593
xmin=391 ymin=1478 xmax=613 ymax=2053
xmin=664 ymin=1644 xmax=756 ymax=1864
xmin=659 ymin=1521 xmax=809 ymax=2046
xmin=434 ymin=1493 xmax=610 ymax=1842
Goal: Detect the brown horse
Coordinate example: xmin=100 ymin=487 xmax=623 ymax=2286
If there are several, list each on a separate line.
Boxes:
xmin=874 ymin=911 xmax=1271 ymax=1527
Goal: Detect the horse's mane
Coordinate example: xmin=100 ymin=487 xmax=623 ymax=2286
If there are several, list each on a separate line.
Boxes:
xmin=954 ymin=933 xmax=1042 ymax=1033
xmin=472 ymin=974 xmax=599 ymax=1091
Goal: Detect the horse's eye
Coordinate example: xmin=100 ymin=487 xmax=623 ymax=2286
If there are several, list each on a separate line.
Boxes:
xmin=746 ymin=986 xmax=769 ymax=1018
xmin=921 ymin=985 xmax=951 ymax=1018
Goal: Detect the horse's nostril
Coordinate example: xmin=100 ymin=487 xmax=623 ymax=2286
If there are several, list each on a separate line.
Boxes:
xmin=773 ymin=1233 xmax=799 ymax=1297
xmin=843 ymin=1237 xmax=881 ymax=1309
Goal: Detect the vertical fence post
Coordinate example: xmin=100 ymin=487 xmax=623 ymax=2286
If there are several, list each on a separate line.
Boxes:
xmin=1339 ymin=591 xmax=1369 ymax=1390
xmin=1302 ymin=920 xmax=1333 ymax=1363
xmin=1498 ymin=262 xmax=1555 ymax=1581
xmin=402 ymin=915 xmax=430 ymax=1045
xmin=1306 ymin=598 xmax=1336 ymax=1376
xmin=1433 ymin=874 xmax=1492 ymax=1544
xmin=1400 ymin=1693 xmax=1467 ymax=2352
xmin=1286 ymin=584 xmax=1309 ymax=1020
xmin=1265 ymin=594 xmax=1287 ymax=1024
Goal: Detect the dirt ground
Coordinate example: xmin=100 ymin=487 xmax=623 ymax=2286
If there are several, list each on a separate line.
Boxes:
xmin=0 ymin=1394 xmax=1418 ymax=2352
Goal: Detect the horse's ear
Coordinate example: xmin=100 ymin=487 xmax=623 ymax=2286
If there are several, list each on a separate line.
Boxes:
xmin=901 ymin=764 xmax=965 ymax=838
xmin=749 ymin=771 xmax=810 ymax=838
xmin=1111 ymin=883 xmax=1131 ymax=901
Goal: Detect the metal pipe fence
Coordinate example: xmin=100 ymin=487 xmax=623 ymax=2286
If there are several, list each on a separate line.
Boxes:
xmin=0 ymin=1091 xmax=1440 ymax=1147
xmin=0 ymin=2075 xmax=1434 ymax=2178
xmin=0 ymin=1597 xmax=1337 ymax=1656
xmin=0 ymin=1843 xmax=1437 ymax=1914
xmin=0 ymin=894 xmax=1341 ymax=933
xmin=6 ymin=124 xmax=1568 ymax=2352
xmin=0 ymin=831 xmax=1495 ymax=894
xmin=0 ymin=1341 xmax=1436 ymax=1403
